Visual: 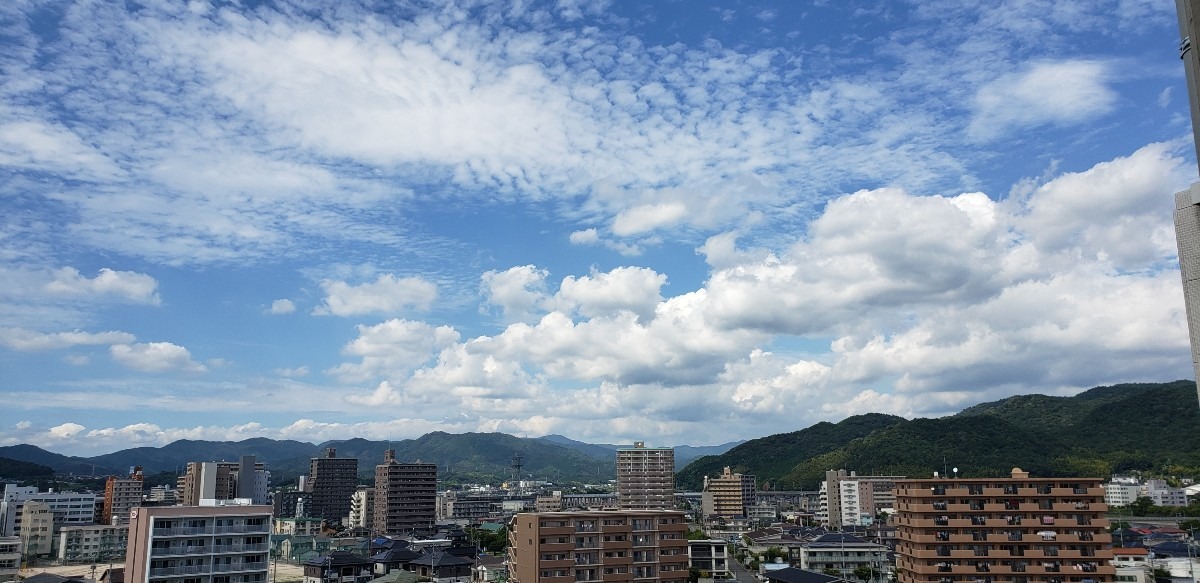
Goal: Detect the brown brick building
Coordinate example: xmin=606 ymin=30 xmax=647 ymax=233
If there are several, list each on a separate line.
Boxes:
xmin=508 ymin=510 xmax=689 ymax=583
xmin=894 ymin=469 xmax=1113 ymax=583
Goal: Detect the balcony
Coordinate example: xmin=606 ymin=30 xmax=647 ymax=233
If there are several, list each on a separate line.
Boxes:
xmin=151 ymin=546 xmax=211 ymax=557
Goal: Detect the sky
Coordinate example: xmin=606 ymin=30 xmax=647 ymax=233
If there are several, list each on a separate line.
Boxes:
xmin=0 ymin=0 xmax=1195 ymax=457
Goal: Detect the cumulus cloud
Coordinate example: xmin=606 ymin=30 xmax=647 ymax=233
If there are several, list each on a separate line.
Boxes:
xmin=481 ymin=265 xmax=551 ymax=324
xmin=314 ymin=274 xmax=437 ymax=316
xmin=327 ymin=319 xmax=460 ymax=383
xmin=110 ymin=342 xmax=208 ymax=373
xmin=267 ymin=299 xmax=296 ymax=314
xmin=0 ymin=328 xmax=136 ymax=351
xmin=45 ymin=267 xmax=161 ymax=304
xmin=274 ymin=365 xmax=309 ymax=378
xmin=48 ymin=423 xmax=85 ymax=439
xmin=553 ymin=267 xmax=666 ymax=321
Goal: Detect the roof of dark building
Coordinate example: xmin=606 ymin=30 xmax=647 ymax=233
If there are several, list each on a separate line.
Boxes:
xmin=765 ymin=567 xmax=851 ymax=583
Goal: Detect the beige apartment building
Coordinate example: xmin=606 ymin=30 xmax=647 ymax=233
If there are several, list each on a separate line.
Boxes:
xmin=124 ymin=503 xmax=272 ymax=583
xmin=701 ymin=467 xmax=755 ymax=518
xmin=616 ymin=443 xmax=676 ymax=510
xmin=894 ymin=469 xmax=1113 ymax=583
xmin=508 ymin=510 xmax=689 ymax=583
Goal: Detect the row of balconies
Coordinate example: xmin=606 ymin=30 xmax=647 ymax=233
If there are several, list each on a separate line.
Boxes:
xmin=900 ymin=487 xmax=1102 ymax=498
xmin=152 ymin=525 xmax=270 ymax=537
xmin=150 ymin=543 xmax=269 ymax=556
xmin=915 ymin=518 xmax=1105 ymax=529
xmin=915 ymin=564 xmax=1113 ymax=576
xmin=907 ymin=533 xmax=1107 ymax=545
xmin=903 ymin=549 xmax=1105 ymax=561
xmin=905 ymin=503 xmax=1106 ymax=514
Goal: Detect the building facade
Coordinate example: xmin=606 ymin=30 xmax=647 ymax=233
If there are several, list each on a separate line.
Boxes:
xmin=0 ymin=537 xmax=17 ymax=583
xmin=124 ymin=502 xmax=272 ymax=583
xmin=617 ymin=443 xmax=676 ymax=510
xmin=180 ymin=458 xmax=270 ymax=507
xmin=507 ymin=510 xmax=689 ymax=583
xmin=1175 ymin=1 xmax=1200 ymax=408
xmin=349 ymin=485 xmax=374 ymax=531
xmin=58 ymin=524 xmax=128 ymax=563
xmin=103 ymin=467 xmax=144 ymax=526
xmin=894 ymin=469 xmax=1113 ymax=583
xmin=688 ymin=539 xmax=730 ymax=579
xmin=373 ymin=450 xmax=437 ymax=536
xmin=702 ymin=467 xmax=756 ymax=518
xmin=790 ymin=533 xmax=888 ymax=583
xmin=820 ymin=470 xmax=904 ymax=528
xmin=308 ymin=448 xmax=358 ymax=525
xmin=0 ymin=485 xmax=99 ymax=539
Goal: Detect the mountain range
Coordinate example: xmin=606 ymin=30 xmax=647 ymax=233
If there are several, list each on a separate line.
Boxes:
xmin=2 ymin=380 xmax=1194 ymax=489
xmin=675 ymin=380 xmax=1200 ymax=490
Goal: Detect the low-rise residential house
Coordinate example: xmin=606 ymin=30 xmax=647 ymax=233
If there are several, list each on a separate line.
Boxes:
xmin=471 ymin=555 xmax=507 ymax=582
xmin=302 ymin=550 xmax=373 ymax=583
xmin=407 ymin=550 xmax=473 ymax=582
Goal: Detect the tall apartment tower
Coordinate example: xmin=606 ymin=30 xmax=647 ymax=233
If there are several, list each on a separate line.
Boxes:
xmin=616 ymin=442 xmax=675 ymax=509
xmin=124 ymin=502 xmax=272 ymax=583
xmin=1176 ymin=0 xmax=1200 ymax=407
xmin=308 ymin=448 xmax=358 ymax=525
xmin=102 ymin=466 xmax=143 ymax=526
xmin=893 ymin=468 xmax=1113 ymax=583
xmin=373 ymin=450 xmax=437 ymax=536
xmin=700 ymin=466 xmax=755 ymax=518
xmin=507 ymin=509 xmax=689 ymax=583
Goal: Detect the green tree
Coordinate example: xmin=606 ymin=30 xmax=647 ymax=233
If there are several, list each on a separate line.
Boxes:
xmin=823 ymin=567 xmax=842 ymax=577
xmin=1128 ymin=497 xmax=1156 ymax=516
xmin=853 ymin=565 xmax=875 ymax=582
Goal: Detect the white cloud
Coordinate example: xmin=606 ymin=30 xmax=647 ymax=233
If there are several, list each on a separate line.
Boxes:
xmin=110 ymin=342 xmax=208 ymax=373
xmin=314 ymin=274 xmax=437 ymax=316
xmin=611 ymin=203 xmax=689 ymax=236
xmin=344 ymin=380 xmax=404 ymax=406
xmin=569 ymin=228 xmax=599 ymax=245
xmin=48 ymin=423 xmax=85 ymax=439
xmin=481 ymin=265 xmax=551 ymax=324
xmin=968 ymin=60 xmax=1117 ymax=141
xmin=267 ymin=298 xmax=296 ymax=314
xmin=45 ymin=267 xmax=161 ymax=304
xmin=63 ymin=355 xmax=90 ymax=366
xmin=274 ymin=366 xmax=309 ymax=378
xmin=553 ymin=267 xmax=666 ymax=321
xmin=0 ymin=328 xmax=136 ymax=351
xmin=327 ymin=319 xmax=460 ymax=383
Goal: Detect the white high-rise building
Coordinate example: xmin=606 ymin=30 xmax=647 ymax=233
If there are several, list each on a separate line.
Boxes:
xmin=0 ymin=485 xmax=98 ymax=538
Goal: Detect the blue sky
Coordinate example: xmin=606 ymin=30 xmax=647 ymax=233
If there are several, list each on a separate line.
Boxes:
xmin=0 ymin=0 xmax=1194 ymax=456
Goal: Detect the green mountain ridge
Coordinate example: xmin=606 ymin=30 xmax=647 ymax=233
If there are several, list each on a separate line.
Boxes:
xmin=677 ymin=380 xmax=1200 ymax=490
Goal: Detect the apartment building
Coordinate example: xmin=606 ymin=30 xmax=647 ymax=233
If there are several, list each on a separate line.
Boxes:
xmin=894 ymin=468 xmax=1113 ymax=583
xmin=687 ymin=539 xmax=730 ymax=579
xmin=373 ymin=450 xmax=437 ymax=536
xmin=820 ymin=470 xmax=904 ymax=528
xmin=789 ymin=533 xmax=888 ymax=583
xmin=702 ymin=467 xmax=756 ymax=518
xmin=179 ymin=457 xmax=271 ymax=506
xmin=58 ymin=524 xmax=128 ymax=563
xmin=0 ymin=537 xmax=18 ymax=583
xmin=308 ymin=448 xmax=358 ymax=525
xmin=103 ymin=467 xmax=144 ymax=526
xmin=508 ymin=510 xmax=689 ymax=583
xmin=617 ymin=443 xmax=676 ymax=510
xmin=349 ymin=485 xmax=374 ymax=531
xmin=124 ymin=502 xmax=272 ymax=583
xmin=1 ymin=485 xmax=98 ymax=537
